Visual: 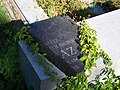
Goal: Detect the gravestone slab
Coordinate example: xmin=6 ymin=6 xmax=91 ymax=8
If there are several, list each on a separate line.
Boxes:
xmin=18 ymin=41 xmax=65 ymax=90
xmin=84 ymin=9 xmax=120 ymax=80
xmin=29 ymin=16 xmax=84 ymax=76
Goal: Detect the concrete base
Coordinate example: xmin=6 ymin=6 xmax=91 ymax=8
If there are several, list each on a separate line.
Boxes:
xmin=18 ymin=41 xmax=65 ymax=90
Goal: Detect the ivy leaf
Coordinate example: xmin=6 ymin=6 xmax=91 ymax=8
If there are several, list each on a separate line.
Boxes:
xmin=80 ymin=57 xmax=86 ymax=62
xmin=102 ymin=77 xmax=107 ymax=80
xmin=107 ymin=62 xmax=112 ymax=66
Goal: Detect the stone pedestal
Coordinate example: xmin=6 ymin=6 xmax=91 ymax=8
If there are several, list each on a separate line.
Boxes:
xmin=18 ymin=41 xmax=65 ymax=90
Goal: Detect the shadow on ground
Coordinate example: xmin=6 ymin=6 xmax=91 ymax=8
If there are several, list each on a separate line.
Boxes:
xmin=0 ymin=20 xmax=26 ymax=90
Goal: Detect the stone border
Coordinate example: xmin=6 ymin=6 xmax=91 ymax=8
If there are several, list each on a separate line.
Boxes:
xmin=19 ymin=41 xmax=65 ymax=90
xmin=5 ymin=0 xmax=48 ymax=24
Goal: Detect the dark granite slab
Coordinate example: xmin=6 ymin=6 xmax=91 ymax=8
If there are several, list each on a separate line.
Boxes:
xmin=29 ymin=16 xmax=84 ymax=76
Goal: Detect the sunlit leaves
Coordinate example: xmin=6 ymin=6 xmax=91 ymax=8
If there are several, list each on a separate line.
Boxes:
xmin=30 ymin=43 xmax=39 ymax=54
xmin=57 ymin=72 xmax=89 ymax=90
xmin=79 ymin=20 xmax=113 ymax=75
xmin=37 ymin=0 xmax=88 ymax=20
xmin=79 ymin=21 xmax=101 ymax=73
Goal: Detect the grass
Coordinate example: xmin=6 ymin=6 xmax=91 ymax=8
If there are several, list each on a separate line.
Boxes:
xmin=0 ymin=4 xmax=9 ymax=24
xmin=0 ymin=2 xmax=25 ymax=90
xmin=37 ymin=0 xmax=120 ymax=21
xmin=36 ymin=0 xmax=91 ymax=21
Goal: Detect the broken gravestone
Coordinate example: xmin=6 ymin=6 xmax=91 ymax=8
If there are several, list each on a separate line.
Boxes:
xmin=29 ymin=16 xmax=84 ymax=76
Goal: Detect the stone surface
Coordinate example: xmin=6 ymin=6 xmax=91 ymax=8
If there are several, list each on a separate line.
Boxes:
xmin=29 ymin=16 xmax=84 ymax=76
xmin=86 ymin=9 xmax=120 ymax=80
xmin=18 ymin=41 xmax=65 ymax=90
xmin=14 ymin=0 xmax=48 ymax=24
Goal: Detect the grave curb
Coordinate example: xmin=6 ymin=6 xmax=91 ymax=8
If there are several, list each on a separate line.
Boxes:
xmin=18 ymin=41 xmax=65 ymax=90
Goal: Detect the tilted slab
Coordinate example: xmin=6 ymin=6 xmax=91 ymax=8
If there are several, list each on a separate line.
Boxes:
xmin=29 ymin=16 xmax=84 ymax=76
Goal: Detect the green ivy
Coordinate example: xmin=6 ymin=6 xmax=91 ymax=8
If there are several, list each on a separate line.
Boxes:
xmin=92 ymin=68 xmax=120 ymax=90
xmin=56 ymin=72 xmax=88 ymax=90
xmin=79 ymin=20 xmax=112 ymax=74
